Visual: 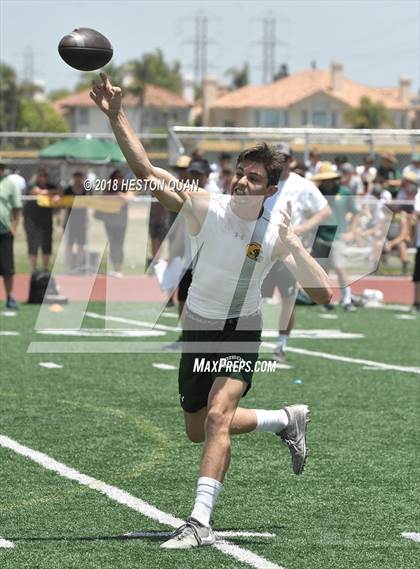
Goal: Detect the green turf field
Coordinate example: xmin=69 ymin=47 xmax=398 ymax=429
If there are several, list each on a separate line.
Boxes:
xmin=0 ymin=303 xmax=419 ymax=569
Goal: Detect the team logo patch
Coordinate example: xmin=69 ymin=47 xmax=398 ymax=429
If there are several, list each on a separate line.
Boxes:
xmin=246 ymin=242 xmax=262 ymax=261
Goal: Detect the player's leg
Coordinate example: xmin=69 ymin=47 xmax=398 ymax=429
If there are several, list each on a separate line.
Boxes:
xmin=162 ymin=376 xmax=244 ymax=549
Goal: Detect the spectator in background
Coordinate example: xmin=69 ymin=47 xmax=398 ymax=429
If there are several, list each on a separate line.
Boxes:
xmin=402 ymin=152 xmax=420 ymax=182
xmin=340 ymin=162 xmax=363 ymax=195
xmin=305 ymin=148 xmax=322 ymax=179
xmin=165 ymin=155 xmax=191 ymax=306
xmin=63 ymin=171 xmax=88 ymax=271
xmin=209 ymin=152 xmax=233 ymax=192
xmin=23 ymin=168 xmax=59 ymax=272
xmin=311 ymin=162 xmax=359 ymax=311
xmin=383 ymin=174 xmax=417 ymax=275
xmin=356 ymin=155 xmax=377 ymax=194
xmin=334 ymin=154 xmax=348 ymax=171
xmin=148 ymin=200 xmax=170 ymax=268
xmin=377 ymin=152 xmax=400 ymax=182
xmin=7 ymin=169 xmax=26 ymax=196
xmin=397 ymin=170 xmax=419 ymax=204
xmin=96 ymin=169 xmax=129 ymax=277
xmin=0 ymin=162 xmax=22 ymax=309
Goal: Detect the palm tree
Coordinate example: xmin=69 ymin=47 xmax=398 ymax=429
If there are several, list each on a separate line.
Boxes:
xmin=345 ymin=96 xmax=394 ymax=129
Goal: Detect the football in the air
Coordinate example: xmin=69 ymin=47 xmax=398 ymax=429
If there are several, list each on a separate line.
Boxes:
xmin=58 ymin=28 xmax=113 ymax=71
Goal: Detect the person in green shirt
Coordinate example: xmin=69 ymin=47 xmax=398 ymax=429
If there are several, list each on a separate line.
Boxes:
xmin=311 ymin=162 xmax=359 ymax=311
xmin=0 ymin=161 xmax=22 ymax=309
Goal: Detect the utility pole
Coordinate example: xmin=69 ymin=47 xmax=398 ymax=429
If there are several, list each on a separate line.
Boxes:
xmin=260 ymin=13 xmax=288 ymax=84
xmin=22 ymin=45 xmax=34 ymax=84
xmin=193 ymin=12 xmax=209 ymax=86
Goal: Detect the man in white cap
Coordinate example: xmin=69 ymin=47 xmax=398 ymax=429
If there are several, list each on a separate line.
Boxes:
xmin=264 ymin=144 xmax=332 ymax=363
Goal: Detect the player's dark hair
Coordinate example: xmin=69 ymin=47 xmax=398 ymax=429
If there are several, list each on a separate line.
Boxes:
xmin=236 ymin=143 xmax=285 ymax=186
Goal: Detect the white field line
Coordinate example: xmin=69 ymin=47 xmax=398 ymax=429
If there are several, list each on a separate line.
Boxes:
xmin=262 ymin=342 xmax=420 ymax=375
xmin=0 ymin=435 xmax=285 ymax=569
xmin=0 ymin=538 xmax=15 ymax=548
xmin=401 ymin=532 xmax=420 ymax=543
xmin=0 ymin=331 xmax=19 ymax=336
xmin=39 ymin=362 xmax=63 ymax=369
xmin=84 ymin=311 xmax=181 ymax=333
xmin=152 ymin=363 xmax=177 ymax=371
xmin=84 ymin=312 xmax=420 ymax=375
xmin=126 ymin=530 xmax=275 ymax=539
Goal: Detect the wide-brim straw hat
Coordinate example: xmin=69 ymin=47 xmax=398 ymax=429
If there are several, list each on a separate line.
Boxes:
xmin=311 ymin=161 xmax=341 ymax=181
xmin=380 ymin=152 xmax=398 ymax=164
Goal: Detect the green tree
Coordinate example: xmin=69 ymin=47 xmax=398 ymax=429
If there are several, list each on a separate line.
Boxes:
xmin=345 ymin=96 xmax=394 ymax=128
xmin=0 ymin=62 xmax=19 ymax=130
xmin=17 ymin=99 xmax=69 ymax=132
xmin=225 ymin=63 xmax=249 ymax=89
xmin=48 ymin=88 xmax=72 ymax=101
xmin=124 ymin=49 xmax=183 ymax=94
xmin=273 ymin=63 xmax=289 ymax=81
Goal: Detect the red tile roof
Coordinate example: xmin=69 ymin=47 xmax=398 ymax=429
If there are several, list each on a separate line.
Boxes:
xmin=53 ymin=84 xmax=189 ymax=114
xmin=211 ymin=69 xmax=413 ymax=110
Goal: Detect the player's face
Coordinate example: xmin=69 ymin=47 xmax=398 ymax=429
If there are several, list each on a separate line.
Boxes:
xmin=230 ymin=160 xmax=276 ymax=218
xmin=230 ymin=160 xmax=275 ymax=198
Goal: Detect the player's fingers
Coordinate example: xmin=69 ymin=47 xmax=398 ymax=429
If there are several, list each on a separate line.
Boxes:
xmin=287 ymin=200 xmax=292 ymax=216
xmin=91 ymin=80 xmax=101 ymax=93
xmin=280 ymin=210 xmax=291 ymax=224
xmin=89 ymin=91 xmax=97 ymax=101
xmin=100 ymin=72 xmax=112 ymax=92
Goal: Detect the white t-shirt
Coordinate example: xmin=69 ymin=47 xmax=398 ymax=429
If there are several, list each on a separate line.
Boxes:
xmin=187 ymin=194 xmax=279 ymax=319
xmin=356 ymin=165 xmax=377 ymax=184
xmin=265 ymin=172 xmax=328 ymax=227
xmin=7 ymin=173 xmax=26 ymax=195
xmin=414 ymin=189 xmax=420 ymax=248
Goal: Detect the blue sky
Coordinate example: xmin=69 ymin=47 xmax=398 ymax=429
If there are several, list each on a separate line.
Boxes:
xmin=1 ymin=0 xmax=419 ymax=93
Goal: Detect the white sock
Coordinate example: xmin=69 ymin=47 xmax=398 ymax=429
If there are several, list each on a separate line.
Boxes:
xmin=276 ymin=334 xmax=288 ymax=350
xmin=190 ymin=477 xmax=223 ymax=527
xmin=254 ymin=409 xmax=289 ymax=433
xmin=341 ymin=287 xmax=352 ymax=305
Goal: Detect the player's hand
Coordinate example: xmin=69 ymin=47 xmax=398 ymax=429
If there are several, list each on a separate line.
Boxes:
xmin=90 ymin=73 xmax=122 ymax=119
xmin=278 ymin=201 xmax=300 ymax=249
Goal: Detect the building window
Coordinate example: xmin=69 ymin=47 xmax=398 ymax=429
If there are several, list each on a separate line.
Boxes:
xmin=312 ymin=111 xmax=328 ymax=127
xmin=331 ymin=112 xmax=337 ymax=128
xmin=254 ymin=110 xmax=261 ymax=127
xmin=224 ymin=120 xmax=235 ymax=127
xmin=79 ymin=108 xmax=89 ymax=126
xmin=284 ymin=111 xmax=290 ymax=127
xmin=400 ymin=113 xmax=407 ymax=128
xmin=301 ymin=110 xmax=308 ymax=126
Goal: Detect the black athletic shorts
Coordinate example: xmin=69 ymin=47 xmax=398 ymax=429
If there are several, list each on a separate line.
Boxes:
xmin=262 ymin=261 xmax=297 ymax=298
xmin=178 ymin=308 xmax=262 ymax=413
xmin=24 ymin=215 xmax=53 ymax=256
xmin=178 ymin=268 xmax=193 ymax=302
xmin=0 ymin=232 xmax=14 ymax=276
xmin=413 ymin=248 xmax=420 ymax=282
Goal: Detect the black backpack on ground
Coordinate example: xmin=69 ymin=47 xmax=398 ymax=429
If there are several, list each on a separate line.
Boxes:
xmin=27 ymin=271 xmax=60 ymax=304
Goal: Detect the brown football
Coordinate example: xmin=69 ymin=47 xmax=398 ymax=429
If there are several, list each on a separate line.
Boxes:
xmin=58 ymin=28 xmax=113 ymax=71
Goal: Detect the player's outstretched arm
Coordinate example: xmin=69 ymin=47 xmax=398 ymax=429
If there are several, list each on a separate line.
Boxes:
xmin=274 ymin=202 xmax=332 ymax=305
xmin=90 ymin=73 xmax=204 ymax=214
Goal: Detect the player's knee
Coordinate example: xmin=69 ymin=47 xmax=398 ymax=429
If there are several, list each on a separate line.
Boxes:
xmin=205 ymin=406 xmax=230 ymax=434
